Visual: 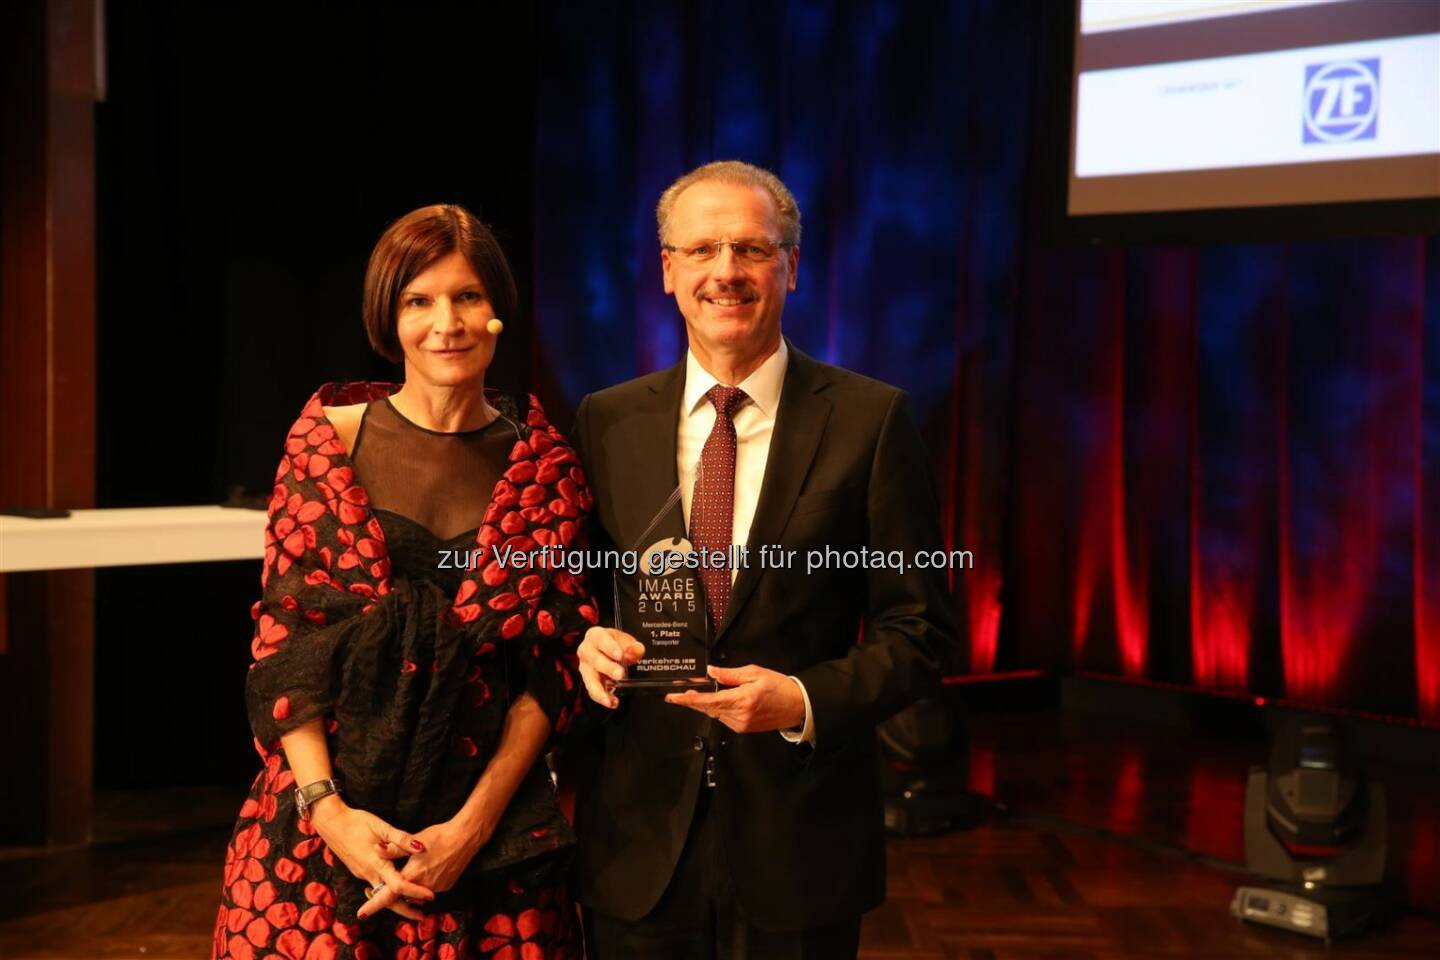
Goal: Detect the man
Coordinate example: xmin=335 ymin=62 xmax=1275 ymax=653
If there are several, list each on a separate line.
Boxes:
xmin=570 ymin=160 xmax=953 ymax=959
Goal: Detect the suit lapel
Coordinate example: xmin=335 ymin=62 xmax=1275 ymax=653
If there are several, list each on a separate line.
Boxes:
xmin=716 ymin=341 xmax=832 ymax=641
xmin=615 ymin=361 xmax=687 ymax=550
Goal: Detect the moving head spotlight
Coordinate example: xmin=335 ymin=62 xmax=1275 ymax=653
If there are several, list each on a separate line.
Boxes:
xmin=1231 ymin=715 xmax=1387 ymax=940
xmin=878 ymin=697 xmax=989 ymax=836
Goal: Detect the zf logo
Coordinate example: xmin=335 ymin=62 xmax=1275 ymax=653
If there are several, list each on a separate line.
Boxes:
xmin=1303 ymin=59 xmax=1379 ymax=143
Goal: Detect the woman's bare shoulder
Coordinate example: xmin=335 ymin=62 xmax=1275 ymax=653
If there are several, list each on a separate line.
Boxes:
xmin=322 ymin=402 xmax=367 ymax=456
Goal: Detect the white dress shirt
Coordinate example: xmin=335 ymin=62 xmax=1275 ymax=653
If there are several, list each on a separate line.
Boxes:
xmin=677 ymin=339 xmax=815 ymax=745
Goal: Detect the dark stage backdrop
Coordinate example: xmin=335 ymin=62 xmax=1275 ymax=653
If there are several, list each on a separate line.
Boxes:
xmin=92 ymin=4 xmax=540 ymax=787
xmin=530 ymin=1 xmax=1440 ymax=722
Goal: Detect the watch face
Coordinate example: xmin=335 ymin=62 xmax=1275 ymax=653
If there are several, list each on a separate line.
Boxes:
xmin=295 ymin=779 xmax=337 ymax=820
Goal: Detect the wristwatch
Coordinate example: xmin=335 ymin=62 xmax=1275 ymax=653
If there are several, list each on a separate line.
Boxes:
xmin=295 ymin=776 xmax=344 ymax=821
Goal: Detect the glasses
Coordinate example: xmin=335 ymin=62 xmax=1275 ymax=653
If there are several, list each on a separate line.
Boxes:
xmin=663 ymin=238 xmax=793 ymax=265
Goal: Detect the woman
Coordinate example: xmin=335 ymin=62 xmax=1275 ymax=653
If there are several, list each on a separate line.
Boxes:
xmin=212 ymin=205 xmax=595 ymax=959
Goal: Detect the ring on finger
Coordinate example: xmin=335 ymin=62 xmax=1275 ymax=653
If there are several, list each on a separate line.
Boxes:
xmin=363 ymin=881 xmax=386 ymax=899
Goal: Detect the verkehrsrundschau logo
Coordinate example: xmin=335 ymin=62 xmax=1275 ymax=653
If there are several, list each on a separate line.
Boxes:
xmin=1303 ymin=58 xmax=1379 ymax=144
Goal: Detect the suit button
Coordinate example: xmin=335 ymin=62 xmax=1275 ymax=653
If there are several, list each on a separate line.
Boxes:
xmin=692 ymin=737 xmax=705 ymax=752
xmin=716 ymin=652 xmax=727 ymax=663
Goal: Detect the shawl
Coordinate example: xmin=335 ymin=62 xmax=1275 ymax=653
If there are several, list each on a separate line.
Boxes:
xmin=242 ymin=381 xmax=597 ymax=868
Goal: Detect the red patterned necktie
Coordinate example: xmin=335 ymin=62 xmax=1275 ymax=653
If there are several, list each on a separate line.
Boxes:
xmin=690 ymin=384 xmax=748 ymax=626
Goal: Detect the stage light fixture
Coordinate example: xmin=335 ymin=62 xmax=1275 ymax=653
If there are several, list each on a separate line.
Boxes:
xmin=1231 ymin=715 xmax=1388 ymax=940
xmin=878 ymin=698 xmax=989 ymax=836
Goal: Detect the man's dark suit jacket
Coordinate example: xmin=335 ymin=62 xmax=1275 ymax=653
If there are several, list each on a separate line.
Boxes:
xmin=569 ymin=339 xmax=953 ymax=933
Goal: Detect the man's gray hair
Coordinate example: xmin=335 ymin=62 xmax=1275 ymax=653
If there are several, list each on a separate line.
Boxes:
xmin=656 ymin=160 xmax=802 ymax=248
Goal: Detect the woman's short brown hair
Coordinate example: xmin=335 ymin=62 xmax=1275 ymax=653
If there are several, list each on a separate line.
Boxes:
xmin=362 ymin=204 xmax=518 ymax=362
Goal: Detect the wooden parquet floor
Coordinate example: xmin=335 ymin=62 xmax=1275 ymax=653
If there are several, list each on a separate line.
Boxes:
xmin=0 ymin=711 xmax=1435 ymax=958
xmin=865 ymin=820 xmax=1439 ymax=958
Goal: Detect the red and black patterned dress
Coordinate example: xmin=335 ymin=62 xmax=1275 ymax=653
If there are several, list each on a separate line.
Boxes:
xmin=211 ymin=383 xmax=594 ymax=960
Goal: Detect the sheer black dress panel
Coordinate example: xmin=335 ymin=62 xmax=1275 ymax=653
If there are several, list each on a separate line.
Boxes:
xmin=353 ymin=397 xmax=521 ymax=581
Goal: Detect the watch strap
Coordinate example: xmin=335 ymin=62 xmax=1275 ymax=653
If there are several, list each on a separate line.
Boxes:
xmin=295 ymin=776 xmax=343 ymax=820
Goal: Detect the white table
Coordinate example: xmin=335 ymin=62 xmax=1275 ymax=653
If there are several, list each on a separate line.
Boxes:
xmin=0 ymin=505 xmax=270 ymax=846
xmin=0 ymin=505 xmax=267 ymax=572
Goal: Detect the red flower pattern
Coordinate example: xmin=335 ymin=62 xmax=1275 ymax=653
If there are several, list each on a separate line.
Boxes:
xmin=214 ymin=382 xmax=589 ymax=959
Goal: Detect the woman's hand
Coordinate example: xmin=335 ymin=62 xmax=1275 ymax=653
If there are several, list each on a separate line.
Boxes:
xmin=364 ymin=689 xmax=548 ymax=913
xmin=309 ymin=797 xmax=436 ymax=921
xmin=376 ymin=816 xmax=495 ymax=898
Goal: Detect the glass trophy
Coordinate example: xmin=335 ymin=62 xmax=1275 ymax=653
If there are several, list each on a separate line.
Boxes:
xmin=611 ymin=483 xmax=714 ymax=691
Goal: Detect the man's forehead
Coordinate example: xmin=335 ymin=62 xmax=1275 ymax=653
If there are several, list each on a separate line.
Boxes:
xmin=671 ymin=181 xmax=778 ymax=231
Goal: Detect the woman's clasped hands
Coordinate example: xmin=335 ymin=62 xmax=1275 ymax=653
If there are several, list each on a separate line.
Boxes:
xmin=309 ymin=798 xmax=452 ymax=921
xmin=369 ymin=815 xmax=496 ymax=918
xmin=310 ymin=796 xmax=498 ymax=921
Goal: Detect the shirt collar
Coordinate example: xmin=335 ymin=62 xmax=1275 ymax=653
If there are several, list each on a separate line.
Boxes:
xmin=683 ymin=338 xmax=789 ymax=419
